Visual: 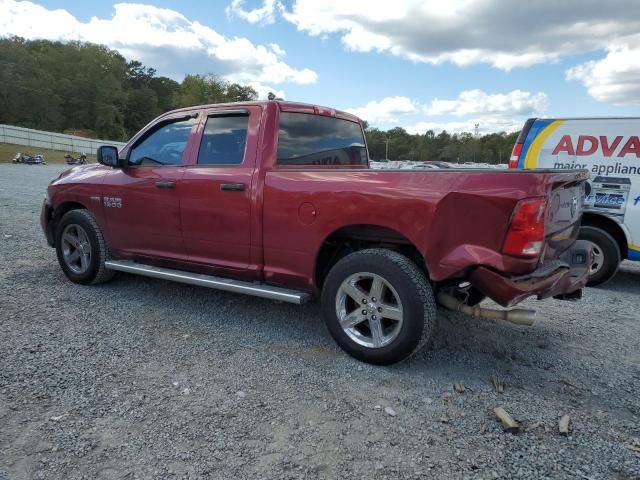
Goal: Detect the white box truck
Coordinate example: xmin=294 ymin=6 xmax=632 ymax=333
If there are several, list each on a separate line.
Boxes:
xmin=509 ymin=118 xmax=640 ymax=285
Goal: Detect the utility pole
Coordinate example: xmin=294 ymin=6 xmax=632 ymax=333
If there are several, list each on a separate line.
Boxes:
xmin=385 ymin=137 xmax=390 ymax=161
xmin=473 ymin=123 xmax=479 ymax=163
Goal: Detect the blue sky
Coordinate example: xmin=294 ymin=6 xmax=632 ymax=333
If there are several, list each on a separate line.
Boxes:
xmin=3 ymin=0 xmax=640 ymax=133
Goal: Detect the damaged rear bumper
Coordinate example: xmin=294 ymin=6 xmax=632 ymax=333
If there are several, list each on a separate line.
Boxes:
xmin=470 ymin=241 xmax=592 ymax=307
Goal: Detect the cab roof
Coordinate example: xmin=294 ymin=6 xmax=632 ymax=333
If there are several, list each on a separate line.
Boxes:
xmin=165 ymin=100 xmax=362 ymax=124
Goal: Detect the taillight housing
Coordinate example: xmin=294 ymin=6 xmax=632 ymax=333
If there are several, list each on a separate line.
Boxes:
xmin=508 ymin=143 xmax=522 ymax=169
xmin=502 ymin=197 xmax=547 ymax=257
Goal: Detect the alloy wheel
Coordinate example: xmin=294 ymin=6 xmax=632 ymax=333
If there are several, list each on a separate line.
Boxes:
xmin=335 ymin=272 xmax=404 ymax=348
xmin=61 ymin=224 xmax=92 ymax=274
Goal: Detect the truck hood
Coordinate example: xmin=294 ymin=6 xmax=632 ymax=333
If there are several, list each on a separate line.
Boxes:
xmin=53 ymin=163 xmax=107 ymax=184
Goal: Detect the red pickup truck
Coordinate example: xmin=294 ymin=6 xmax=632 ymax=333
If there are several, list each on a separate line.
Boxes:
xmin=41 ymin=100 xmax=591 ymax=364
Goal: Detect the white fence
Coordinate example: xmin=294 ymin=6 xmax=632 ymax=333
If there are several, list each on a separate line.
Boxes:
xmin=0 ymin=124 xmax=126 ymax=154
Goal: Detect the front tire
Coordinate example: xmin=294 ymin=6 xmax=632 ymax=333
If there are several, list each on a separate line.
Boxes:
xmin=55 ymin=209 xmax=115 ymax=285
xmin=321 ymin=248 xmax=436 ymax=365
xmin=578 ymin=226 xmax=621 ymax=286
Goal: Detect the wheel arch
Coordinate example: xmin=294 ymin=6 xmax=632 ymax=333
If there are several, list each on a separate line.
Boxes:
xmin=49 ymin=201 xmax=87 ymax=246
xmin=581 ymin=213 xmax=629 ymax=260
xmin=314 ymin=224 xmax=427 ymax=288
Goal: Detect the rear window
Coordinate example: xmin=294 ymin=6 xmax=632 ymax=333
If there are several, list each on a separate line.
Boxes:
xmin=277 ymin=112 xmax=367 ymax=166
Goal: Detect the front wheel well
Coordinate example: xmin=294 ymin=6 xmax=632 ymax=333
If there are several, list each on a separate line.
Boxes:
xmin=315 ymin=225 xmax=426 ymax=288
xmin=49 ymin=201 xmax=87 ymax=244
xmin=581 ymin=213 xmax=628 ymax=260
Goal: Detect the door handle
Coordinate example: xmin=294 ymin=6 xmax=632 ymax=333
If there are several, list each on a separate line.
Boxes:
xmin=220 ymin=183 xmax=246 ymax=191
xmin=155 ymin=180 xmax=176 ymax=189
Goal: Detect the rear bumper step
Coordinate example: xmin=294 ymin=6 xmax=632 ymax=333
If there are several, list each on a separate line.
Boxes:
xmin=104 ymin=260 xmax=311 ymax=305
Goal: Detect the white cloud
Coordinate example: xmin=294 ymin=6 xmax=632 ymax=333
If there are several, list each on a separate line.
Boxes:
xmin=275 ymin=0 xmax=640 ymax=71
xmin=347 ymin=89 xmax=547 ymax=133
xmin=0 ymin=0 xmax=317 ymax=85
xmin=427 ymin=90 xmax=548 ymax=117
xmin=226 ymin=0 xmax=279 ymax=25
xmin=346 ymin=96 xmax=417 ymax=124
xmin=566 ymin=37 xmax=640 ymax=106
xmin=269 ymin=43 xmax=286 ymax=56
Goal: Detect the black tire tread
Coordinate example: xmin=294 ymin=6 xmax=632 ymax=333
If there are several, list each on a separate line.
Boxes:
xmin=323 ymin=248 xmax=436 ymax=364
xmin=579 ymin=226 xmax=620 ymax=286
xmin=59 ymin=209 xmax=115 ymax=285
xmin=360 ymin=249 xmax=435 ymax=357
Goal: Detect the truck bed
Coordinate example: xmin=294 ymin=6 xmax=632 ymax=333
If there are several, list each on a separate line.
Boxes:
xmin=261 ymin=167 xmax=588 ymax=288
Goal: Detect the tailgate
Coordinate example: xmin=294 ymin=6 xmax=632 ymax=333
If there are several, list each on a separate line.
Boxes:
xmin=543 ymin=169 xmax=589 ymax=261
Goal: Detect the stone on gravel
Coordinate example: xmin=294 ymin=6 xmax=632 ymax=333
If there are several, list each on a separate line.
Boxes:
xmin=559 ymin=415 xmax=571 ymax=435
xmin=494 ymin=407 xmax=520 ymax=433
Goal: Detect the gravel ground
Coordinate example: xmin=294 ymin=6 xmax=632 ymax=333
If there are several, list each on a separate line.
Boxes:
xmin=1 ymin=164 xmax=639 ymax=480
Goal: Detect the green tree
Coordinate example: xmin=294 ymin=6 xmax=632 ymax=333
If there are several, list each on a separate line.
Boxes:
xmin=124 ymin=88 xmax=158 ymax=137
xmin=173 ymin=74 xmax=257 ymax=107
xmin=363 ymin=123 xmax=520 ymax=164
xmin=0 ymin=39 xmax=259 ymax=140
xmin=226 ymin=83 xmax=258 ymax=102
xmin=149 ymin=76 xmax=179 ymax=113
xmin=126 ymin=60 xmax=156 ymax=88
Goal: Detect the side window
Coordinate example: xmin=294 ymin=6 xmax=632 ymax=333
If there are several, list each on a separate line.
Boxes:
xmin=197 ymin=114 xmax=249 ymax=165
xmin=277 ymin=112 xmax=367 ymax=166
xmin=129 ymin=117 xmax=194 ymax=166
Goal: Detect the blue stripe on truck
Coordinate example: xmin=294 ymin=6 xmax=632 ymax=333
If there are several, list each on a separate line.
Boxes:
xmin=518 ymin=119 xmax=554 ymax=168
xmin=628 ymin=247 xmax=640 ymax=261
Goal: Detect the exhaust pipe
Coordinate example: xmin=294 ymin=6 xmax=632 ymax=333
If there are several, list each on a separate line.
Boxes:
xmin=437 ymin=292 xmax=536 ymax=326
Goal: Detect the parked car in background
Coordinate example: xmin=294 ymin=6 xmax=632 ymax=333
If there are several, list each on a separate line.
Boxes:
xmin=411 ymin=163 xmax=439 ymax=170
xmin=422 ymin=161 xmax=452 ymax=168
xmin=42 ymin=101 xmax=591 ymax=365
xmin=510 ymin=117 xmax=640 ymax=285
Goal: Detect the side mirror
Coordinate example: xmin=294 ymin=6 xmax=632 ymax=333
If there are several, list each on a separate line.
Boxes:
xmin=97 ymin=145 xmax=123 ymax=168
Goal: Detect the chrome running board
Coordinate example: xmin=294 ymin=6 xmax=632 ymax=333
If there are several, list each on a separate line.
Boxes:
xmin=104 ymin=260 xmax=311 ymax=305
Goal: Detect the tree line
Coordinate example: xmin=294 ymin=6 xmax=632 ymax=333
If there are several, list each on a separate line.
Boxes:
xmin=0 ymin=37 xmax=257 ymax=140
xmin=0 ymin=37 xmax=519 ymax=162
xmin=365 ymin=126 xmax=519 ymax=165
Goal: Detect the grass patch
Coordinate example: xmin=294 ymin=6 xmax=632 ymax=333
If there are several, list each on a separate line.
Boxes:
xmin=0 ymin=143 xmax=96 ymax=164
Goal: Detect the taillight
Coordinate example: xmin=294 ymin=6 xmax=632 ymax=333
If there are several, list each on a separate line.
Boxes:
xmin=503 ymin=197 xmax=547 ymax=257
xmin=508 ymin=143 xmax=522 ymax=169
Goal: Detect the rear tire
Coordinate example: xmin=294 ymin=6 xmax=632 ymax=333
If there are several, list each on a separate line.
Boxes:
xmin=321 ymin=248 xmax=436 ymax=365
xmin=55 ymin=209 xmax=116 ymax=285
xmin=578 ymin=226 xmax=620 ymax=286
